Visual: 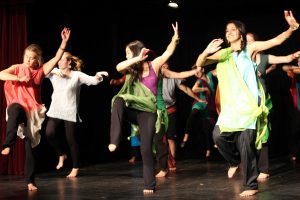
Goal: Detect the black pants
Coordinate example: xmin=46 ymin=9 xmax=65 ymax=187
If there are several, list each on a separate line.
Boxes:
xmin=110 ymin=97 xmax=156 ymax=190
xmin=45 ymin=118 xmax=78 ymax=168
xmin=185 ymin=109 xmax=214 ymax=151
xmin=257 ymin=143 xmax=269 ymax=174
xmin=2 ymin=103 xmax=35 ymax=184
xmin=213 ymin=125 xmax=258 ymax=190
xmin=153 ymin=124 xmax=168 ymax=171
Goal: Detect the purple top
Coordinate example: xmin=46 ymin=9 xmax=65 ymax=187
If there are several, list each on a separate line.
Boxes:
xmin=141 ymin=62 xmax=158 ymax=95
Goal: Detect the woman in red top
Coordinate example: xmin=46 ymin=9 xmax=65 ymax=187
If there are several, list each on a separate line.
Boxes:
xmin=0 ymin=27 xmax=71 ymax=191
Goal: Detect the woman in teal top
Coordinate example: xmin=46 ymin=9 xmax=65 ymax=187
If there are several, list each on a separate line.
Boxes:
xmin=195 ymin=10 xmax=299 ymax=197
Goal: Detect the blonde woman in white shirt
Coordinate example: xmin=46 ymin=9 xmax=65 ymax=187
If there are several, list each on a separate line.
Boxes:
xmin=45 ymin=51 xmax=108 ymax=178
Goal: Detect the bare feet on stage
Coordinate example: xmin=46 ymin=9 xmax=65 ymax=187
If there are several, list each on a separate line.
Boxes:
xmin=155 ymin=170 xmax=168 ymax=178
xmin=108 ymin=144 xmax=117 ymax=152
xmin=239 ymin=189 xmax=258 ymax=197
xmin=67 ymin=168 xmax=79 ymax=178
xmin=28 ymin=183 xmax=38 ymax=191
xmin=56 ymin=154 xmax=67 ymax=170
xmin=128 ymin=156 xmax=136 ymax=164
xmin=143 ymin=189 xmax=154 ymax=195
xmin=227 ymin=166 xmax=238 ymax=178
xmin=1 ymin=147 xmax=11 ymax=155
xmin=257 ymin=173 xmax=270 ymax=182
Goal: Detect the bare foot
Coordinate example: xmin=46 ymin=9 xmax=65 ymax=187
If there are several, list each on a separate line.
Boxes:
xmin=239 ymin=189 xmax=258 ymax=197
xmin=291 ymin=156 xmax=297 ymax=161
xmin=1 ymin=147 xmax=11 ymax=155
xmin=28 ymin=183 xmax=38 ymax=191
xmin=228 ymin=166 xmax=238 ymax=178
xmin=67 ymin=168 xmax=79 ymax=178
xmin=108 ymin=144 xmax=117 ymax=152
xmin=143 ymin=189 xmax=154 ymax=195
xmin=56 ymin=154 xmax=67 ymax=170
xmin=155 ymin=170 xmax=168 ymax=178
xmin=257 ymin=173 xmax=269 ymax=182
xmin=206 ymin=150 xmax=211 ymax=158
xmin=128 ymin=156 xmax=136 ymax=164
xmin=169 ymin=167 xmax=176 ymax=172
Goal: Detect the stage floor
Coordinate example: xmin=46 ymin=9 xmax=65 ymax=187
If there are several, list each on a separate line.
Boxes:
xmin=0 ymin=156 xmax=299 ymax=200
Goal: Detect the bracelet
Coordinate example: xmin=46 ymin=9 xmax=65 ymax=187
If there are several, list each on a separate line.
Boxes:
xmin=59 ymin=46 xmax=65 ymax=51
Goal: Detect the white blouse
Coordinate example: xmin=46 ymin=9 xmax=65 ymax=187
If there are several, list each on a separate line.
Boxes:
xmin=46 ymin=68 xmax=102 ymax=122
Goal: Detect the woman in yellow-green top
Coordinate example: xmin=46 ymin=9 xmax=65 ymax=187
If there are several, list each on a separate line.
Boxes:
xmin=195 ymin=10 xmax=299 ymax=197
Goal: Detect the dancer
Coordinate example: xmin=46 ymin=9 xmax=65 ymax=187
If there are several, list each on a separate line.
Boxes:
xmin=45 ymin=51 xmax=108 ymax=178
xmin=162 ymin=63 xmax=206 ymax=172
xmin=195 ymin=10 xmax=299 ymax=196
xmin=154 ymin=62 xmax=207 ymax=178
xmin=181 ymin=67 xmax=217 ymax=159
xmin=108 ymin=22 xmax=180 ymax=194
xmin=282 ymin=58 xmax=300 ymax=161
xmin=246 ymin=32 xmax=300 ymax=181
xmin=0 ymin=27 xmax=71 ymax=190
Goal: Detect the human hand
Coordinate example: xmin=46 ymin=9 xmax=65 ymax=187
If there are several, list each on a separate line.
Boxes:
xmin=284 ymin=10 xmax=299 ymax=30
xmin=61 ymin=27 xmax=71 ymax=42
xmin=96 ymin=71 xmax=109 ymax=78
xmin=204 ymin=38 xmax=223 ymax=55
xmin=18 ymin=75 xmax=30 ymax=83
xmin=198 ymin=98 xmax=207 ymax=104
xmin=172 ymin=21 xmax=179 ymax=40
xmin=138 ymin=48 xmax=150 ymax=61
xmin=292 ymin=51 xmax=300 ymax=59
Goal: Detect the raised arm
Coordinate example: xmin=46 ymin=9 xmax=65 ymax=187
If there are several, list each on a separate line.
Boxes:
xmin=249 ymin=10 xmax=299 ymax=55
xmin=195 ymin=38 xmax=224 ymax=68
xmin=151 ymin=22 xmax=180 ymax=73
xmin=43 ymin=27 xmax=71 ymax=75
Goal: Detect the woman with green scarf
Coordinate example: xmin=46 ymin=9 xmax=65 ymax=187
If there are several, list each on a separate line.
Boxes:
xmin=195 ymin=10 xmax=299 ymax=197
xmin=108 ymin=22 xmax=180 ymax=195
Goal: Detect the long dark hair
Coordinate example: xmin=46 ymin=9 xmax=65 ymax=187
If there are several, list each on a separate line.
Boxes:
xmin=126 ymin=40 xmax=157 ymax=84
xmin=225 ymin=20 xmax=247 ymax=52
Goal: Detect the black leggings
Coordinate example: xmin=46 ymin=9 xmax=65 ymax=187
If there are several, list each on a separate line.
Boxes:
xmin=2 ymin=103 xmax=35 ymax=184
xmin=110 ymin=97 xmax=156 ymax=190
xmin=45 ymin=118 xmax=78 ymax=168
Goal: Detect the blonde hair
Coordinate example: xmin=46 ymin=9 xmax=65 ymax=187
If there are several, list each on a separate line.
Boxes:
xmin=24 ymin=44 xmax=43 ymax=67
xmin=64 ymin=51 xmax=83 ymax=71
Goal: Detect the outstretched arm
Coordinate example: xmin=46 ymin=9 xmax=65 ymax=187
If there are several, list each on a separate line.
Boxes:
xmin=178 ymin=83 xmax=207 ymax=103
xmin=282 ymin=64 xmax=300 ymax=74
xmin=161 ymin=66 xmax=199 ymax=79
xmin=250 ymin=10 xmax=299 ymax=55
xmin=43 ymin=27 xmax=71 ymax=75
xmin=268 ymin=51 xmax=300 ymax=64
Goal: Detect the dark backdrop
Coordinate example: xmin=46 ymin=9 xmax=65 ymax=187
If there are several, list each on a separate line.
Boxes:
xmin=23 ymin=0 xmax=300 ymax=171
